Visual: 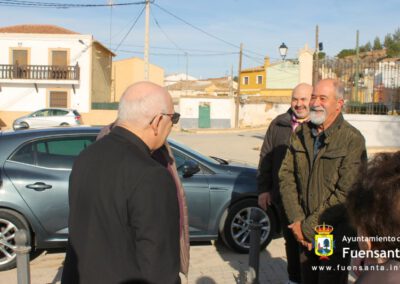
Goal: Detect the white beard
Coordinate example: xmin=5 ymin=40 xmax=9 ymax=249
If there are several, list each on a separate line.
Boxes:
xmin=310 ymin=107 xmax=326 ymax=125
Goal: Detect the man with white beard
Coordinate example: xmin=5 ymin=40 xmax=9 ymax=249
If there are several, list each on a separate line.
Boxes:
xmin=279 ymin=79 xmax=367 ymax=284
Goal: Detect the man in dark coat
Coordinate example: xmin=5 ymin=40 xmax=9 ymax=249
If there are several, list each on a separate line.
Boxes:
xmin=61 ymin=82 xmax=181 ymax=284
xmin=257 ymin=83 xmax=312 ymax=284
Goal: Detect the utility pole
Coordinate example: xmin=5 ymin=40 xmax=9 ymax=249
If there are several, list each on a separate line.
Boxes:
xmin=354 ymin=30 xmax=360 ymax=103
xmin=229 ymin=65 xmax=233 ymax=97
xmin=185 ymin=52 xmax=188 ymax=81
xmin=144 ymin=0 xmax=150 ymax=80
xmin=185 ymin=52 xmax=188 ymax=96
xmin=108 ymin=0 xmax=113 ymax=50
xmin=313 ymin=25 xmax=319 ymax=86
xmin=235 ymin=43 xmax=243 ymax=128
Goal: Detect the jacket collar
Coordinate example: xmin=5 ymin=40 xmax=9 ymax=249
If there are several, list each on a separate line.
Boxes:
xmin=110 ymin=126 xmax=151 ymax=156
xmin=275 ymin=108 xmax=293 ymax=126
xmin=307 ymin=113 xmax=344 ymax=144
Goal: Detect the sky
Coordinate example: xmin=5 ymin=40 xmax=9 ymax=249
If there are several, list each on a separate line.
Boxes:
xmin=0 ymin=0 xmax=399 ymax=78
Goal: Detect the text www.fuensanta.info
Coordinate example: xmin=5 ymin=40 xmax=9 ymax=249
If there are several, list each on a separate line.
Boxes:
xmin=311 ymin=264 xmax=400 ymax=272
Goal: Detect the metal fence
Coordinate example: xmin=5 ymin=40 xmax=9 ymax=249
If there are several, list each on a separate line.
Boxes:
xmin=315 ymin=58 xmax=400 ymax=115
xmin=0 ymin=63 xmax=80 ymax=80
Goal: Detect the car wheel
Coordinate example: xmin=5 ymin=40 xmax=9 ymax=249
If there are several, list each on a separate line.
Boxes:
xmin=60 ymin=123 xmax=69 ymax=126
xmin=0 ymin=209 xmax=31 ymax=271
xmin=222 ymin=199 xmax=275 ymax=253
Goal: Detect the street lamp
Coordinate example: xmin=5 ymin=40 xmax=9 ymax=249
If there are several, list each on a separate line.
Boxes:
xmin=279 ymin=42 xmax=288 ymax=61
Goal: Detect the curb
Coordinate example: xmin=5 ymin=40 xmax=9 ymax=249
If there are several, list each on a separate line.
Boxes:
xmin=172 ymin=126 xmax=268 ymax=134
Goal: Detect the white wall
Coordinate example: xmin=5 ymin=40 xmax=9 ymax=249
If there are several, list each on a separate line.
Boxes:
xmin=240 ymin=102 xmax=290 ymax=127
xmin=344 ymin=114 xmax=400 ymax=147
xmin=0 ymin=33 xmax=92 ymax=112
xmin=238 ymin=102 xmax=400 ymax=148
xmin=180 ymin=97 xmax=235 ymax=128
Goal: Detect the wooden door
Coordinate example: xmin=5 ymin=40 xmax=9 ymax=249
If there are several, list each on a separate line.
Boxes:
xmin=51 ymin=50 xmax=68 ymax=79
xmin=49 ymin=91 xmax=68 ymax=108
xmin=12 ymin=49 xmax=28 ymax=78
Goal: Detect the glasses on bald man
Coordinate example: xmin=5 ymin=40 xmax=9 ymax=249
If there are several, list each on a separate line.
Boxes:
xmin=149 ymin=112 xmax=180 ymax=125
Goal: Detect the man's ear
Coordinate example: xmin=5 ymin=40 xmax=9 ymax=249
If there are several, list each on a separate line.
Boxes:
xmin=337 ymin=98 xmax=344 ymax=110
xmin=150 ymin=115 xmax=161 ymax=136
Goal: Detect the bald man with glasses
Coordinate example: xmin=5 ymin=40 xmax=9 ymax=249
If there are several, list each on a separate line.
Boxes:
xmin=62 ymin=82 xmax=184 ymax=284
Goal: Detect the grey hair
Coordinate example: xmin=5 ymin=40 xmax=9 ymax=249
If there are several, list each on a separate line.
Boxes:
xmin=333 ymin=80 xmax=345 ymax=100
xmin=117 ymin=89 xmax=168 ymax=129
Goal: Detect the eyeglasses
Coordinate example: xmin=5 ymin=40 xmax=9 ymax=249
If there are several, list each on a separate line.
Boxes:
xmin=149 ymin=112 xmax=180 ymax=125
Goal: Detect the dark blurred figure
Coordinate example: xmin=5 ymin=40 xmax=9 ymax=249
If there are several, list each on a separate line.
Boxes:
xmin=347 ymin=151 xmax=400 ymax=284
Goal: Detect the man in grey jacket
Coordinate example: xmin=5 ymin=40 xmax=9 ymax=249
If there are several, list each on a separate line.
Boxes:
xmin=257 ymin=83 xmax=312 ymax=284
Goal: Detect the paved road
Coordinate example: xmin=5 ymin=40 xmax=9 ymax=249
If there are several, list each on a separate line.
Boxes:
xmin=0 ymin=238 xmax=289 ymax=284
xmin=170 ymin=129 xmax=266 ymax=166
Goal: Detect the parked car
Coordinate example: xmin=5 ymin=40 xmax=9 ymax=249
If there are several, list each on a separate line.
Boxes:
xmin=0 ymin=127 xmax=278 ymax=271
xmin=12 ymin=108 xmax=82 ymax=130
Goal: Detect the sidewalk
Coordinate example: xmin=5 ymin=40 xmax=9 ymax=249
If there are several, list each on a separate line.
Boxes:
xmin=0 ymin=238 xmax=289 ymax=284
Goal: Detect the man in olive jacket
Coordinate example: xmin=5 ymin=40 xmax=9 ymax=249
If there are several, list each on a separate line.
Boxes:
xmin=279 ymin=79 xmax=367 ymax=284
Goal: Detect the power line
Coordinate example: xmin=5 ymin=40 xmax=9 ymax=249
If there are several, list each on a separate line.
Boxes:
xmin=0 ymin=0 xmax=148 ymax=8
xmin=114 ymin=5 xmax=146 ymax=52
xmin=105 ymin=42 xmax=238 ymax=53
xmin=152 ymin=2 xmax=264 ymax=58
xmin=243 ymin=53 xmax=264 ymax=65
xmin=151 ymin=14 xmax=186 ymax=54
xmin=116 ymin=49 xmax=237 ymax=57
xmin=153 ymin=3 xmax=239 ymax=49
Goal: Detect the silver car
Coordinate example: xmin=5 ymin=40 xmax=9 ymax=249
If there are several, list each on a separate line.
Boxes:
xmin=12 ymin=108 xmax=82 ymax=130
xmin=0 ymin=127 xmax=277 ymax=271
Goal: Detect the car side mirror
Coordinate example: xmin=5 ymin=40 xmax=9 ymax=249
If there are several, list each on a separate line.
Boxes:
xmin=181 ymin=160 xmax=200 ymax=178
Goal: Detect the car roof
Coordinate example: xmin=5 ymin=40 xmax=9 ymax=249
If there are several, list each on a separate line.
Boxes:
xmin=35 ymin=107 xmax=76 ymax=111
xmin=0 ymin=126 xmax=102 ymax=162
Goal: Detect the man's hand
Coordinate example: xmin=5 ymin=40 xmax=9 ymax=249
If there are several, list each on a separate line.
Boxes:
xmin=258 ymin=192 xmax=271 ymax=211
xmin=288 ymin=221 xmax=305 ymax=242
xmin=288 ymin=222 xmax=312 ymax=250
xmin=301 ymin=241 xmax=313 ymax=251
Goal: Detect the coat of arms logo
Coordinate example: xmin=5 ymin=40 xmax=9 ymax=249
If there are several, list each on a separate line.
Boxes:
xmin=314 ymin=223 xmax=334 ymax=260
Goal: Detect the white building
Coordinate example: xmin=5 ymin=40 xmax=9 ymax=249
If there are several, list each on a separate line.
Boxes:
xmin=164 ymin=73 xmax=197 ymax=86
xmin=0 ymin=24 xmax=114 ymax=113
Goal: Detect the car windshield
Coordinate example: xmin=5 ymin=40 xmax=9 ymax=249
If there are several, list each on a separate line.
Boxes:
xmin=168 ymin=139 xmax=219 ymax=165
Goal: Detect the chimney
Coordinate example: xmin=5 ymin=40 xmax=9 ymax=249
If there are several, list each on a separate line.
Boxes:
xmin=264 ymin=56 xmax=270 ymax=68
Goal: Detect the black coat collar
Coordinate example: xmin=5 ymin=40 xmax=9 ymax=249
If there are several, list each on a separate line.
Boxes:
xmin=110 ymin=126 xmax=151 ymax=156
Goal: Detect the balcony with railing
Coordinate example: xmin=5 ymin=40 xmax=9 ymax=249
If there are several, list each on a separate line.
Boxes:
xmin=0 ymin=63 xmax=80 ymax=82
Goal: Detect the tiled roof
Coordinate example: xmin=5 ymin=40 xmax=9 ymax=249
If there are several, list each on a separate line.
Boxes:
xmin=167 ymin=80 xmax=211 ymax=91
xmin=241 ymin=66 xmax=264 ymax=72
xmin=0 ymin=24 xmax=79 ymax=34
xmin=166 ymin=77 xmax=236 ymax=92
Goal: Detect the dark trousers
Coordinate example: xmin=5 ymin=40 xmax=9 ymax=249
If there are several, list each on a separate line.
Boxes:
xmin=279 ymin=205 xmax=301 ymax=283
xmin=299 ymin=222 xmax=356 ymax=284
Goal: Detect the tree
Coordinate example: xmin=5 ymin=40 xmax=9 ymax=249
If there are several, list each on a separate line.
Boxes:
xmin=384 ymin=33 xmax=394 ymax=48
xmin=364 ymin=41 xmax=372 ymax=51
xmin=384 ymin=32 xmax=400 ymax=57
xmin=373 ymin=37 xmax=382 ymax=50
xmin=337 ymin=49 xmax=356 ymax=58
xmin=318 ymin=52 xmax=326 ymax=59
xmin=393 ymin=28 xmax=400 ymax=41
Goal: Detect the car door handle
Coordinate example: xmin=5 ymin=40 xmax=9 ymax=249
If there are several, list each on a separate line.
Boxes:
xmin=26 ymin=182 xmax=52 ymax=191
